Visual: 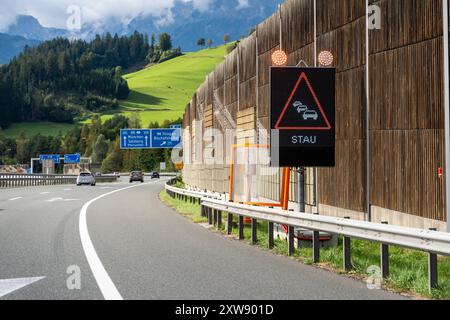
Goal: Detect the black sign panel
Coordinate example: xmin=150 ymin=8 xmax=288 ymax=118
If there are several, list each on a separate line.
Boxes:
xmin=270 ymin=67 xmax=336 ymax=167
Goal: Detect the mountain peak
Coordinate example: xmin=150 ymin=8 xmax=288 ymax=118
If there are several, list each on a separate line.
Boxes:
xmin=7 ymin=14 xmax=66 ymax=41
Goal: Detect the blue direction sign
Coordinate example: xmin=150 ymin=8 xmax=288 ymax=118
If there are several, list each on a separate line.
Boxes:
xmin=151 ymin=129 xmax=182 ymax=149
xmin=120 ymin=129 xmax=151 ymax=149
xmin=64 ymin=153 xmax=81 ymax=164
xmin=39 ymin=154 xmax=61 ymax=164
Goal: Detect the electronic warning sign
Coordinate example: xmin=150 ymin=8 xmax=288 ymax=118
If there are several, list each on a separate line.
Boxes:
xmin=270 ymin=67 xmax=336 ymax=167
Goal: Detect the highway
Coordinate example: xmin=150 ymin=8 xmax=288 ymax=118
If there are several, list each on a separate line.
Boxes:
xmin=0 ymin=178 xmax=405 ymax=300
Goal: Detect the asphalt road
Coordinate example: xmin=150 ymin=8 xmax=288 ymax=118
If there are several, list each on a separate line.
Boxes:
xmin=0 ymin=178 xmax=406 ymax=300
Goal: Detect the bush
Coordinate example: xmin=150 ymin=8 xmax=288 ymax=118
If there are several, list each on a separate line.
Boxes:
xmin=158 ymin=48 xmax=182 ymax=63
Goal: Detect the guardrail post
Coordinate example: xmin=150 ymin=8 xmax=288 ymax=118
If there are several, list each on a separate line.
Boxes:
xmin=288 ymin=226 xmax=295 ymax=256
xmin=268 ymin=222 xmax=274 ymax=249
xmin=227 ymin=213 xmax=233 ymax=235
xmin=213 ymin=209 xmax=218 ymax=226
xmin=429 ymin=252 xmax=438 ymax=292
xmin=217 ymin=211 xmax=222 ymax=229
xmin=312 ymin=213 xmax=320 ymax=263
xmin=251 ymin=218 xmax=258 ymax=244
xmin=238 ymin=215 xmax=244 ymax=240
xmin=428 ymin=228 xmax=439 ymax=292
xmin=201 ymin=204 xmax=205 ymax=217
xmin=343 ymin=217 xmax=352 ymax=271
xmin=380 ymin=222 xmax=390 ymax=279
xmin=208 ymin=208 xmax=213 ymax=225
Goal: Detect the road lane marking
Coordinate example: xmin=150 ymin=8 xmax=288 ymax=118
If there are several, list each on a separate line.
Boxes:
xmin=0 ymin=277 xmax=46 ymax=298
xmin=45 ymin=197 xmax=80 ymax=203
xmin=79 ymin=180 xmax=161 ymax=300
xmin=40 ymin=192 xmax=50 ymax=195
xmin=8 ymin=197 xmax=23 ymax=201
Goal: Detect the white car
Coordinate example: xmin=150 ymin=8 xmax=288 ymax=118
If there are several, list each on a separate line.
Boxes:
xmin=76 ymin=172 xmax=96 ymax=186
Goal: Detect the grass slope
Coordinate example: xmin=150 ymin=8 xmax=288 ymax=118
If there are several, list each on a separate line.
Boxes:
xmin=3 ymin=45 xmax=228 ymax=138
xmin=119 ymin=45 xmax=228 ymax=125
xmin=2 ymin=122 xmax=75 ymax=139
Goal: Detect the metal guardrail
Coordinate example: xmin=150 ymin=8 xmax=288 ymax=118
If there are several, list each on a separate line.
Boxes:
xmin=165 ymin=180 xmax=449 ymax=292
xmin=165 ymin=183 xmax=225 ymax=202
xmin=0 ymin=173 xmax=118 ymax=188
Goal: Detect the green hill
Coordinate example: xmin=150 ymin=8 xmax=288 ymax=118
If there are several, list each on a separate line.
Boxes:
xmin=1 ymin=122 xmax=75 ymax=139
xmin=109 ymin=44 xmax=228 ymax=125
xmin=3 ymin=45 xmax=228 ymax=138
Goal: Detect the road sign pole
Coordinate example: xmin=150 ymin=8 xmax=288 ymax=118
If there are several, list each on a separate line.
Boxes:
xmin=365 ymin=0 xmax=372 ymax=222
xmin=298 ymin=168 xmax=305 ymax=212
xmin=443 ymin=0 xmax=450 ymax=232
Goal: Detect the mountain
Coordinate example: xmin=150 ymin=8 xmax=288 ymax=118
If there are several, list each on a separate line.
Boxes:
xmin=6 ymin=15 xmax=67 ymax=41
xmin=0 ymin=33 xmax=40 ymax=64
xmin=125 ymin=0 xmax=283 ymax=51
xmin=4 ymin=0 xmax=283 ymax=53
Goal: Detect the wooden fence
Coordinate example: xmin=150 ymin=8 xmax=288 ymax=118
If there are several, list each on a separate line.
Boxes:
xmin=181 ymin=0 xmax=448 ymax=231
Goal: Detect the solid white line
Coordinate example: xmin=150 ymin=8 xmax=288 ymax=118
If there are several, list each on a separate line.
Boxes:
xmin=79 ymin=181 xmax=160 ymax=300
xmin=40 ymin=192 xmax=50 ymax=195
xmin=8 ymin=197 xmax=23 ymax=201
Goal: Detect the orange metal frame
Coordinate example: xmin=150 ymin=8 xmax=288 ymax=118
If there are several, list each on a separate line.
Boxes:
xmin=229 ymin=144 xmax=291 ymax=209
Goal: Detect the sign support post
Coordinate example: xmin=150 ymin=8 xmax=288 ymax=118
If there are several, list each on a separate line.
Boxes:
xmin=443 ymin=0 xmax=450 ymax=232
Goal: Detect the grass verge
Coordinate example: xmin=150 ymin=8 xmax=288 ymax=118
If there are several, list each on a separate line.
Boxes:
xmin=159 ymin=189 xmax=450 ymax=300
xmin=159 ymin=189 xmax=207 ymax=224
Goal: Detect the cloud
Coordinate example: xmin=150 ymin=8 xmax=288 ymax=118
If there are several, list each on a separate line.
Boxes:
xmin=0 ymin=0 xmax=218 ymax=31
xmin=237 ymin=0 xmax=250 ymax=10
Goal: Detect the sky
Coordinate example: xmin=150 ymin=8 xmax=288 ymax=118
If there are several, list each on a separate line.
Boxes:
xmin=0 ymin=0 xmax=251 ymax=32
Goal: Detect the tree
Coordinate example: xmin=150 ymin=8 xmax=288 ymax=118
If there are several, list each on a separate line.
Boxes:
xmin=91 ymin=134 xmax=109 ymax=164
xmin=158 ymin=33 xmax=172 ymax=52
xmin=16 ymin=131 xmax=27 ymax=164
xmin=102 ymin=139 xmax=123 ymax=173
xmin=150 ymin=33 xmax=156 ymax=53
xmin=128 ymin=112 xmax=142 ymax=129
xmin=207 ymin=39 xmax=213 ymax=48
xmin=223 ymin=34 xmax=230 ymax=44
xmin=197 ymin=38 xmax=206 ymax=48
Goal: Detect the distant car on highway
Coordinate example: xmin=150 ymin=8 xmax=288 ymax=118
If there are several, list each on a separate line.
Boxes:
xmin=113 ymin=172 xmax=121 ymax=178
xmin=95 ymin=172 xmax=102 ymax=177
xmin=76 ymin=172 xmax=96 ymax=186
xmin=130 ymin=171 xmax=144 ymax=183
xmin=151 ymin=172 xmax=160 ymax=179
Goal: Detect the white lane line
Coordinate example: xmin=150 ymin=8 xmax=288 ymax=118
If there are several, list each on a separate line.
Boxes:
xmin=45 ymin=197 xmax=80 ymax=203
xmin=0 ymin=276 xmax=46 ymax=298
xmin=79 ymin=180 xmax=160 ymax=300
xmin=40 ymin=192 xmax=50 ymax=195
xmin=8 ymin=197 xmax=23 ymax=201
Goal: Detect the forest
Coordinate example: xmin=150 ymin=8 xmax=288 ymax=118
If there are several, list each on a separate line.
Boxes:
xmin=0 ymin=113 xmax=181 ymax=172
xmin=0 ymin=31 xmax=179 ymax=130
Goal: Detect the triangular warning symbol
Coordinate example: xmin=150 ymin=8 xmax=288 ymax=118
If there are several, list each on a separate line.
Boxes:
xmin=275 ymin=72 xmax=332 ymax=131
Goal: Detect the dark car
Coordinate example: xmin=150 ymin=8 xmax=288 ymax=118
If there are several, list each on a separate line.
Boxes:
xmin=130 ymin=171 xmax=144 ymax=183
xmin=151 ymin=172 xmax=160 ymax=179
